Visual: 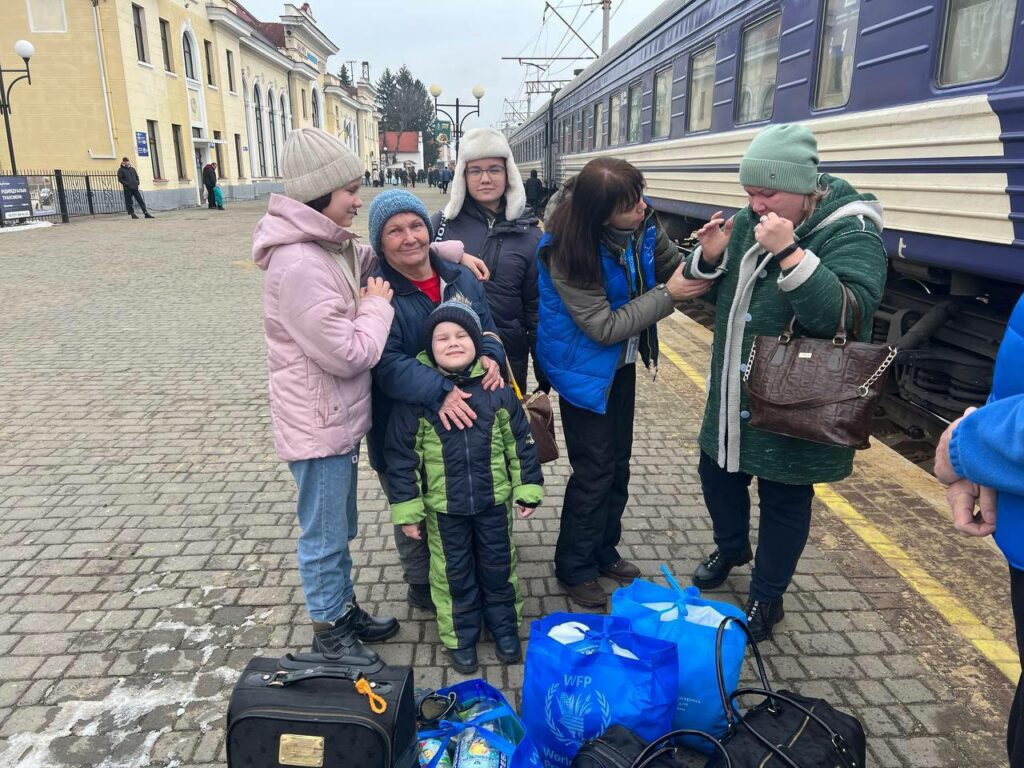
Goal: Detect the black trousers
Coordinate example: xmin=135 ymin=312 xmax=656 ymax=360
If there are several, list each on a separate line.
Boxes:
xmin=205 ymin=183 xmax=217 ymax=208
xmin=1009 ymin=566 xmax=1024 ymax=766
xmin=123 ymin=188 xmax=148 ymax=215
xmin=555 ymin=364 xmax=635 ymax=586
xmin=698 ymin=451 xmax=814 ymax=602
xmin=427 ymin=503 xmax=520 ymax=649
xmin=377 ymin=471 xmax=431 ymax=587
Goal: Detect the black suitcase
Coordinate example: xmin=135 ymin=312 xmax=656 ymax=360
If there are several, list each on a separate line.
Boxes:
xmin=226 ymin=653 xmax=417 ymax=768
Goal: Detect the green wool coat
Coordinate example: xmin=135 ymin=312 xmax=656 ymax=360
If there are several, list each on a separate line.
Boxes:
xmin=684 ymin=175 xmax=888 ymax=485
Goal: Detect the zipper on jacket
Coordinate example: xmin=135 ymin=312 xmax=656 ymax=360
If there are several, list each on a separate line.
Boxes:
xmin=463 ymin=430 xmax=477 ymax=512
xmin=228 ymin=706 xmax=392 ymax=765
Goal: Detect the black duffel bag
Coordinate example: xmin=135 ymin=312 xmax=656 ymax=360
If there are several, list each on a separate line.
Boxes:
xmin=708 ymin=618 xmax=866 ymax=768
xmin=573 ymin=724 xmax=732 ymax=768
xmin=227 ymin=653 xmax=417 ymax=768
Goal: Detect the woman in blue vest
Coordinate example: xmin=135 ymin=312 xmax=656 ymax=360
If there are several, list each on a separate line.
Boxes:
xmin=536 ymin=157 xmax=711 ymax=607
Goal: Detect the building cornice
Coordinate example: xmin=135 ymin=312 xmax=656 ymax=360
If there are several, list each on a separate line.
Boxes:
xmin=237 ymin=34 xmax=296 ymax=71
xmin=280 ymin=14 xmax=339 ymax=57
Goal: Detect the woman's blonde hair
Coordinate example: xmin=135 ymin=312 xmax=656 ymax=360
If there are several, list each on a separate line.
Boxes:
xmin=802 ymin=177 xmax=830 ymax=216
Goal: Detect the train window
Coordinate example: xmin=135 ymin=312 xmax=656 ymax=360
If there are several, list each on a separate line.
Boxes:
xmin=627 ymin=82 xmax=642 ymax=142
xmin=652 ymin=68 xmax=673 ymax=138
xmin=687 ymin=45 xmax=716 ymax=132
xmin=594 ymin=102 xmax=605 ymax=149
xmin=736 ymin=14 xmax=781 ymax=124
xmin=939 ymin=0 xmax=1015 ymax=86
xmin=609 ymin=92 xmax=621 ymax=146
xmin=815 ymin=0 xmax=860 ymax=109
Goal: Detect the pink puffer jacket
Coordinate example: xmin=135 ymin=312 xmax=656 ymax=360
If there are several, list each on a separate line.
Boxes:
xmin=254 ymin=194 xmax=394 ymax=461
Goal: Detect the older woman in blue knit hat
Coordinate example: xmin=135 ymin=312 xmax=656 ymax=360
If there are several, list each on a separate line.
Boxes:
xmin=364 ymin=189 xmax=506 ymax=612
xmin=683 ymin=123 xmax=888 ymax=641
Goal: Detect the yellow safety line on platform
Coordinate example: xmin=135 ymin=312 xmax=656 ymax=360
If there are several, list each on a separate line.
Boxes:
xmin=660 ymin=339 xmax=1021 ymax=684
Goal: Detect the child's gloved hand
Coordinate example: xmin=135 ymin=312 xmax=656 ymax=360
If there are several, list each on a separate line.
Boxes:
xmin=517 ymin=504 xmax=534 ymax=519
xmin=402 ymin=523 xmax=423 ymax=540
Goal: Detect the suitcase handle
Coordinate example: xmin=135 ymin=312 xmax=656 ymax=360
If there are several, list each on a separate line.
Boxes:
xmin=267 ymin=666 xmax=362 ymax=687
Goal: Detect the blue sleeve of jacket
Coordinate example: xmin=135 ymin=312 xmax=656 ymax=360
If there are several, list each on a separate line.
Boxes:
xmin=949 ymin=393 xmax=1024 ymax=496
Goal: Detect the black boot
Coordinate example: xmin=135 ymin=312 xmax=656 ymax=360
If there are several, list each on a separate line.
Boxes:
xmin=745 ymin=597 xmax=785 ymax=642
xmin=144 ymin=212 xmax=154 ymax=218
xmin=494 ymin=635 xmax=521 ymax=664
xmin=692 ymin=545 xmax=753 ymax=590
xmin=130 ymin=213 xmax=139 ymax=219
xmin=349 ymin=601 xmax=399 ymax=643
xmin=407 ymin=583 xmax=436 ymax=612
xmin=311 ymin=608 xmax=381 ymax=665
xmin=448 ymin=646 xmax=478 ymax=675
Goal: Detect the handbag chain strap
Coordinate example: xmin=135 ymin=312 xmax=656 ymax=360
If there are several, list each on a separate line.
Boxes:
xmin=857 ymin=345 xmax=898 ymax=397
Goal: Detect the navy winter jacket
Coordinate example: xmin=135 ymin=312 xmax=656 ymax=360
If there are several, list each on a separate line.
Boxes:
xmin=367 ymin=250 xmax=504 ymax=473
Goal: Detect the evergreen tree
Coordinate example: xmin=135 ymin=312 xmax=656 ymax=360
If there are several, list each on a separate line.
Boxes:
xmin=338 ymin=64 xmax=352 ymax=87
xmin=376 ymin=68 xmax=399 ymax=130
xmin=376 ymin=65 xmax=439 ymax=164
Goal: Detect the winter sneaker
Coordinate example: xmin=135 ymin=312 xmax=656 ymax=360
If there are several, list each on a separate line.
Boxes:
xmin=559 ymin=579 xmax=607 ymax=608
xmin=407 ymin=583 xmax=436 ymax=613
xmin=494 ymin=635 xmax=522 ymax=664
xmin=599 ymin=559 xmax=641 ymax=585
xmin=144 ymin=212 xmax=154 ymax=218
xmin=692 ymin=545 xmax=753 ymax=590
xmin=130 ymin=213 xmax=139 ymax=219
xmin=745 ymin=597 xmax=785 ymax=642
xmin=448 ymin=646 xmax=478 ymax=675
xmin=349 ymin=601 xmax=399 ymax=643
xmin=311 ymin=608 xmax=381 ymax=665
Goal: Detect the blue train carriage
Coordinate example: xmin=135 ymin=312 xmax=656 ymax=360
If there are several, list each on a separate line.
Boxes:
xmin=510 ymin=0 xmax=1023 ymax=439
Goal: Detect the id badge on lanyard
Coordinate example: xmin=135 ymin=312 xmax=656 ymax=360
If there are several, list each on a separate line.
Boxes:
xmin=625 ymin=335 xmax=640 ymax=364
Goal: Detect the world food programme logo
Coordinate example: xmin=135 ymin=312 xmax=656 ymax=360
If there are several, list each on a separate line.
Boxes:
xmin=544 ymin=681 xmax=611 ymax=748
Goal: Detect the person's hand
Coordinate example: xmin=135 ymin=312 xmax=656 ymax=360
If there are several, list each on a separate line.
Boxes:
xmin=362 ymin=276 xmax=394 ymax=302
xmin=517 ymin=504 xmax=534 ymax=519
xmin=693 ymin=211 xmax=734 ymax=264
xmin=665 ymin=262 xmax=713 ymax=301
xmin=462 ymin=254 xmax=490 ymax=281
xmin=438 ymin=386 xmax=477 ymax=430
xmin=401 ymin=523 xmax=423 ymax=540
xmin=946 ymin=478 xmax=998 ymax=537
xmin=480 ymin=356 xmax=504 ymax=391
xmin=934 ymin=407 xmax=977 ymax=484
xmin=753 ymin=212 xmax=796 ymax=255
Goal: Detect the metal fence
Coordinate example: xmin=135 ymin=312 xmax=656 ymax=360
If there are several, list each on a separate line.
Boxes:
xmin=1 ymin=169 xmax=126 ymax=225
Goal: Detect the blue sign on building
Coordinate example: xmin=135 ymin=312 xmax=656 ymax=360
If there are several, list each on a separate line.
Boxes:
xmin=136 ymin=131 xmax=149 ymax=157
xmin=0 ymin=176 xmax=32 ymax=221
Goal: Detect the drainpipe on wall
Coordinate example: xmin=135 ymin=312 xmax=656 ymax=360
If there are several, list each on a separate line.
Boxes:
xmin=287 ymin=70 xmax=296 ymax=130
xmin=89 ymin=0 xmax=117 ymax=160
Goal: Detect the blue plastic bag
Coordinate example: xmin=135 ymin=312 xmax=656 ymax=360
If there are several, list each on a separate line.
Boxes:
xmin=213 ymin=186 xmax=224 ymax=207
xmin=610 ymin=565 xmax=747 ymax=751
xmin=521 ymin=613 xmax=678 ymax=768
xmin=419 ymin=679 xmax=542 ymax=768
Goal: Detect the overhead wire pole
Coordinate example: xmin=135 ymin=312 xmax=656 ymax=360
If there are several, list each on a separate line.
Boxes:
xmin=602 ymin=0 xmax=612 ymax=53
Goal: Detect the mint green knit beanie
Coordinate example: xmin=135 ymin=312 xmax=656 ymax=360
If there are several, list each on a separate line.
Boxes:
xmin=739 ymin=124 xmax=819 ymax=194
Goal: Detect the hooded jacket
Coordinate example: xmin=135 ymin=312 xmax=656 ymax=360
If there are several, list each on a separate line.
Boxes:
xmin=684 ymin=174 xmax=888 ymax=484
xmin=117 ymin=165 xmax=140 ymax=190
xmin=431 ymin=199 xmax=542 ymax=367
xmin=253 ymin=194 xmax=394 ymax=461
xmin=950 ymin=292 xmax=1024 ymax=570
xmin=384 ymin=355 xmax=543 ymax=523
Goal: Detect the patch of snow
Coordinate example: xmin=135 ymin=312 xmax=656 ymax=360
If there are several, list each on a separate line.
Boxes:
xmin=130 ymin=584 xmax=161 ymax=595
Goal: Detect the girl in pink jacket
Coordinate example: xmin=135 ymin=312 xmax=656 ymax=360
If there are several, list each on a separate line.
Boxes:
xmin=252 ymin=128 xmax=474 ymax=663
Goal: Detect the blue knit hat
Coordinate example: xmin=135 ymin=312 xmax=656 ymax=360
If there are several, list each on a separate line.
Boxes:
xmin=367 ymin=189 xmax=433 ymax=256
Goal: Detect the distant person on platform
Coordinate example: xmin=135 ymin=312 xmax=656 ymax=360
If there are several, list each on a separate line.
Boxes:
xmin=524 ymin=169 xmax=544 ymax=214
xmin=439 ymin=165 xmax=453 ymax=195
xmin=409 ymin=167 xmax=416 ymax=189
xmin=117 ymin=157 xmax=154 ymax=219
xmin=364 ymin=170 xmax=371 ymax=187
xmin=202 ymin=162 xmax=222 ymax=210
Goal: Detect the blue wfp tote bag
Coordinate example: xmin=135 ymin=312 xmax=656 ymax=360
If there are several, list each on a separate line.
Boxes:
xmin=418 ymin=679 xmax=541 ymax=768
xmin=611 ymin=565 xmax=747 ymax=752
xmin=521 ymin=613 xmax=678 ymax=768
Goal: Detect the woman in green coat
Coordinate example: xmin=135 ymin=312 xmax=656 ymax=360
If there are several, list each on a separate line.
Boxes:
xmin=684 ymin=124 xmax=887 ymax=641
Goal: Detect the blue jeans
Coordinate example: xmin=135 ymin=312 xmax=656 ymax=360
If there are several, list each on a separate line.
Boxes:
xmin=289 ymin=449 xmax=359 ymax=623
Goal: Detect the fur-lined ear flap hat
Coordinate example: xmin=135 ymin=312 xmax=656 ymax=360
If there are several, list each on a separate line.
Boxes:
xmin=443 ymin=127 xmax=526 ymax=221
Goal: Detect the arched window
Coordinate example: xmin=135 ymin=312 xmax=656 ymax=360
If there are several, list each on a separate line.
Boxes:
xmin=311 ymin=89 xmax=320 ymax=128
xmin=268 ymin=88 xmax=279 ymax=177
xmin=253 ymin=85 xmax=267 ymax=176
xmin=182 ymin=33 xmax=196 ymax=80
xmin=280 ymin=94 xmax=288 ymax=140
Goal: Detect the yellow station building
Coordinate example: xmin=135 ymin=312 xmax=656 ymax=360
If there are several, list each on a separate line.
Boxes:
xmin=2 ymin=0 xmax=382 ymax=209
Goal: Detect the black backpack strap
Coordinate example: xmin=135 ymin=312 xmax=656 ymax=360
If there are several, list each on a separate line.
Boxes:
xmin=630 ymin=729 xmax=731 ymax=768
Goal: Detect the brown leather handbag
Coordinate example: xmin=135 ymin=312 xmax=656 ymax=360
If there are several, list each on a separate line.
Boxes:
xmin=741 ymin=284 xmax=897 ymax=449
xmin=483 ymin=332 xmax=559 ymax=463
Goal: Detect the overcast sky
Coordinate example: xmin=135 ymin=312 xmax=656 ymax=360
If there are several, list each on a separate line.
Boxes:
xmin=240 ymin=0 xmax=661 ymax=128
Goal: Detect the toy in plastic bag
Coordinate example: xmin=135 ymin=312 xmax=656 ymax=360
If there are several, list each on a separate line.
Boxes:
xmin=611 ymin=565 xmax=747 ymax=752
xmin=418 ymin=679 xmax=541 ymax=768
xmin=521 ymin=613 xmax=678 ymax=768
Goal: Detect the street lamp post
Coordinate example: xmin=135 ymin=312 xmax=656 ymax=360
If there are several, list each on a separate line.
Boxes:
xmin=428 ymin=83 xmax=484 ymax=162
xmin=0 ymin=40 xmax=35 ymax=175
